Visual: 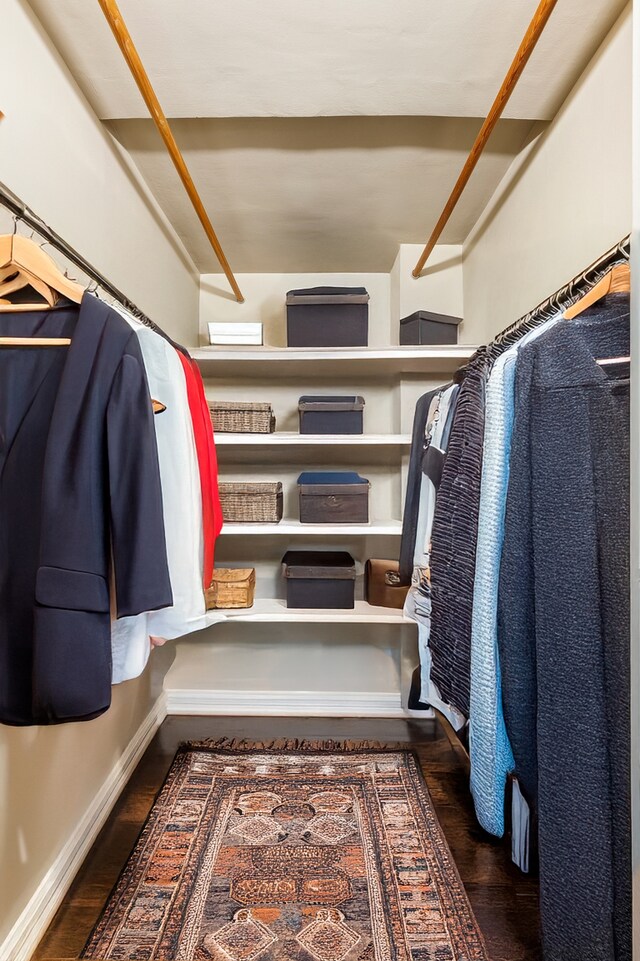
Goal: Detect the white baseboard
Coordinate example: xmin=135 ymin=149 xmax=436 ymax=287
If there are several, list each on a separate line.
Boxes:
xmin=166 ymin=688 xmax=416 ymax=717
xmin=1 ymin=693 xmax=168 ymax=961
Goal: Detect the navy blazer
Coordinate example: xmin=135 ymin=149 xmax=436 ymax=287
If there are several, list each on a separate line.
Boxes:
xmin=0 ymin=293 xmax=173 ymax=725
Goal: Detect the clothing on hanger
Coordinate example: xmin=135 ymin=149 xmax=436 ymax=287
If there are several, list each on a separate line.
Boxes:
xmin=0 ymin=293 xmax=172 ymax=725
xmin=176 ymin=352 xmax=223 ymax=591
xmin=109 ymin=306 xmax=225 ymax=684
xmin=412 ymin=388 xmax=454 ymax=570
xmin=498 ymin=294 xmax=631 ymax=961
xmin=467 ymin=314 xmax=561 ymax=838
xmin=398 ymin=387 xmax=440 ymax=583
xmin=403 ymin=383 xmax=464 ymax=730
xmin=427 ymin=364 xmax=486 ymax=717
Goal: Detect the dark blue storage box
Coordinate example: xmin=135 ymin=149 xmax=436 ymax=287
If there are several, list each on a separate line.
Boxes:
xmin=298 ymin=395 xmax=365 ymax=435
xmin=298 ymin=471 xmax=369 ymax=524
xmin=282 ymin=550 xmax=356 ymax=609
xmin=286 ymin=287 xmax=369 ymax=347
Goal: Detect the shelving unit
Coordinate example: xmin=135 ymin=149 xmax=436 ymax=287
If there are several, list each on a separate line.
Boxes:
xmin=170 ymin=275 xmax=473 ymax=715
xmin=196 ymin=343 xmax=470 ymax=618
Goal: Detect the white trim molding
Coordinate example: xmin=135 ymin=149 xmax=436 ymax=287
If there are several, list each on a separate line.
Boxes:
xmin=1 ymin=693 xmax=167 ymax=961
xmin=166 ymin=688 xmax=423 ymax=718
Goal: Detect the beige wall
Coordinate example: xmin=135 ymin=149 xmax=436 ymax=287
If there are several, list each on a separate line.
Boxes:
xmin=0 ymin=670 xmax=165 ymax=951
xmin=199 ymin=271 xmax=392 ymax=347
xmin=0 ymin=1 xmax=198 ymax=951
xmin=390 ymin=244 xmax=465 ymax=340
xmin=1 ymin=0 xmax=199 ymax=343
xmin=463 ymin=4 xmax=632 ymax=342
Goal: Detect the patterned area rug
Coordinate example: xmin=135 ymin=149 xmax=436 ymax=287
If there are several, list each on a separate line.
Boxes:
xmin=82 ymin=739 xmax=488 ymax=961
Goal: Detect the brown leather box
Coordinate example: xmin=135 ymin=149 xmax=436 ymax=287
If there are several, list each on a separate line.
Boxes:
xmin=365 ymin=559 xmax=409 ymax=609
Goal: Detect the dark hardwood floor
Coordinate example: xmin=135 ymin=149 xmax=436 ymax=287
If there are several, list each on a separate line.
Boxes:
xmin=33 ymin=716 xmax=542 ymax=961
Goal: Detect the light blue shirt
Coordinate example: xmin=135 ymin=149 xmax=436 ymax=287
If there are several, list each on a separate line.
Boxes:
xmin=469 ymin=316 xmax=561 ymax=836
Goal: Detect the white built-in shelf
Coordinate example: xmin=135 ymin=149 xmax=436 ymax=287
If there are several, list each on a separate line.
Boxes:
xmin=192 ymin=345 xmax=476 ymax=375
xmin=215 ymin=432 xmax=411 ymax=447
xmin=220 ymin=519 xmax=402 ymax=536
xmin=209 ymin=598 xmax=413 ymax=624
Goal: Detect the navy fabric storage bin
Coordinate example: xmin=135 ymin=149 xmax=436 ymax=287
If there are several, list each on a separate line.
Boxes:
xmin=286 ymin=286 xmax=369 ymax=347
xmin=298 ymin=471 xmax=369 ymax=524
xmin=399 ymin=310 xmax=462 ymax=345
xmin=298 ymin=395 xmax=365 ymax=434
xmin=282 ymin=550 xmax=356 ymax=609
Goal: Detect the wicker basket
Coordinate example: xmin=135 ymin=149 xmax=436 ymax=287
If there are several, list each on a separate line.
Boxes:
xmin=219 ymin=482 xmax=284 ymax=523
xmin=209 ymin=400 xmax=275 ymax=433
xmin=206 ymin=568 xmax=256 ymax=609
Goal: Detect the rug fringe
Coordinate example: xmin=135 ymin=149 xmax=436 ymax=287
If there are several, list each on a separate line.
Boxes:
xmin=180 ymin=737 xmax=415 ymax=753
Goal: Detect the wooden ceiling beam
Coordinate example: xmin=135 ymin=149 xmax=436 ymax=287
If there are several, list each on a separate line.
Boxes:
xmin=97 ymin=0 xmax=245 ymax=303
xmin=412 ymin=0 xmax=559 ymax=278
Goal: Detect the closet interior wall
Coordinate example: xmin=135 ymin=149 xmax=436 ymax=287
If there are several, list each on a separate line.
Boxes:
xmin=0 ymin=1 xmax=199 ymax=954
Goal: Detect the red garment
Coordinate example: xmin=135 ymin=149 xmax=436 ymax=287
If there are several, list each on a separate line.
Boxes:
xmin=176 ymin=352 xmax=222 ymax=590
xmin=190 ymin=356 xmax=223 ymax=542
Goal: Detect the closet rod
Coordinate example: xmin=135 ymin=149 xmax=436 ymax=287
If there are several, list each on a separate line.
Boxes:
xmin=412 ymin=0 xmax=558 ymax=278
xmin=499 ymin=235 xmax=631 ymax=336
xmin=0 ymin=180 xmax=157 ymax=331
xmin=97 ymin=0 xmax=245 ymax=304
xmin=457 ymin=234 xmax=631 ymax=376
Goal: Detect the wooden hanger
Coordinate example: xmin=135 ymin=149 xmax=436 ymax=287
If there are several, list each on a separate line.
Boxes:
xmin=0 ymin=235 xmax=85 ymax=306
xmin=0 ymin=263 xmax=57 ymax=306
xmin=0 ymin=235 xmax=86 ymax=345
xmin=563 ymin=264 xmax=630 ymax=320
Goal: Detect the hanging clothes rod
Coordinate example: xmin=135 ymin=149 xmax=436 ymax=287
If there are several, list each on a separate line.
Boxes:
xmin=412 ymin=0 xmax=559 ymax=278
xmin=0 ymin=180 xmax=159 ymax=333
xmin=497 ymin=235 xmax=630 ymax=339
xmin=97 ymin=0 xmax=244 ymax=304
xmin=457 ymin=235 xmax=631 ymax=376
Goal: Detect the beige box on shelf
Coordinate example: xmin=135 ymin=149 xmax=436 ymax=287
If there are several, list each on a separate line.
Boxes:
xmin=206 ymin=569 xmax=256 ymax=609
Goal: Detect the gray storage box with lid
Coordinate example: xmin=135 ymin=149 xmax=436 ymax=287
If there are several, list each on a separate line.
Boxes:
xmin=286 ymin=286 xmax=369 ymax=347
xmin=282 ymin=550 xmax=356 ymax=609
xmin=298 ymin=395 xmax=365 ymax=434
xmin=298 ymin=471 xmax=369 ymax=524
xmin=399 ymin=309 xmax=462 ymax=345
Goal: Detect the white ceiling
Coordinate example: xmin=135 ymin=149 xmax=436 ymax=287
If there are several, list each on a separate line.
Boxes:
xmin=26 ymin=0 xmax=626 ymax=272
xmin=28 ymin=0 xmax=626 ymax=121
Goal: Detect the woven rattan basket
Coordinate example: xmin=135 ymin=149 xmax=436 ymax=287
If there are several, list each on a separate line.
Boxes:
xmin=219 ymin=482 xmax=283 ymax=523
xmin=209 ymin=400 xmax=275 ymax=433
xmin=206 ymin=568 xmax=256 ymax=609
